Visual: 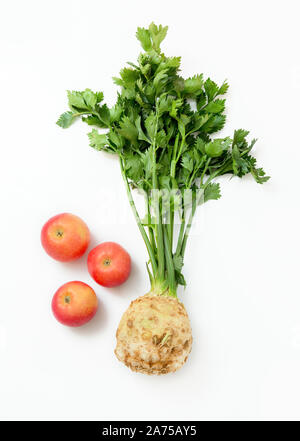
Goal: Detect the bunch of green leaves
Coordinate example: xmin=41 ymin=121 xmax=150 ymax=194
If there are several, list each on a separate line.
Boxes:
xmin=57 ymin=23 xmax=269 ymax=296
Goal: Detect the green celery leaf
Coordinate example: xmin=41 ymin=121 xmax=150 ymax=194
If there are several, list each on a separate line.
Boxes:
xmin=204 ymin=183 xmax=221 ymax=202
xmin=108 ymin=131 xmax=124 ymax=150
xmin=125 ymin=154 xmax=144 ymax=181
xmin=67 ymin=89 xmax=100 ymax=110
xmin=189 ymin=114 xmax=209 ymax=133
xmin=82 ymin=89 xmax=97 ymax=108
xmin=194 ymin=137 xmax=207 ymax=155
xmin=232 ymin=145 xmax=250 ymax=176
xmin=120 ymin=68 xmax=139 ymax=85
xmin=145 ymin=113 xmax=156 ymax=140
xmin=158 ymin=95 xmax=173 ymax=115
xmin=204 ymin=78 xmax=219 ymax=102
xmin=118 ymin=116 xmax=138 ymax=144
xmin=247 ymin=156 xmax=270 ymax=183
xmin=205 ymin=138 xmax=231 ymax=158
xmin=82 ymin=115 xmax=106 ymax=128
xmin=183 ymin=74 xmax=204 ymax=95
xmin=251 ymin=167 xmax=270 ymax=184
xmin=202 ymin=114 xmax=226 ymax=133
xmin=173 ymin=254 xmax=183 ymax=272
xmin=56 ymin=111 xmax=74 ymax=128
xmin=181 ymin=153 xmax=194 ymax=173
xmin=175 ymin=270 xmax=186 ymax=287
xmin=141 ymin=148 xmax=153 ymax=180
xmin=136 ymin=27 xmax=152 ymax=51
xmin=98 ymin=104 xmax=111 ymax=126
xmin=156 ymin=129 xmax=167 ymax=148
xmin=169 ymin=98 xmax=183 ymax=118
xmin=233 ymin=129 xmax=249 ymax=146
xmin=109 ymin=104 xmax=122 ymax=123
xmin=135 ymin=116 xmax=150 ymax=143
xmin=88 ymin=129 xmax=108 ymax=151
xmin=148 ymin=23 xmax=168 ymax=52
xmin=205 ymin=99 xmax=225 ymax=114
xmin=218 ymin=81 xmax=229 ymax=95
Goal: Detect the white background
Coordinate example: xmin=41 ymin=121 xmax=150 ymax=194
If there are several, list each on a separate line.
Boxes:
xmin=0 ymin=0 xmax=300 ymax=421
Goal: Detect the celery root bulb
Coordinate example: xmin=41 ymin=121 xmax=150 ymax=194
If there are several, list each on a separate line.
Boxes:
xmin=115 ymin=292 xmax=192 ymax=375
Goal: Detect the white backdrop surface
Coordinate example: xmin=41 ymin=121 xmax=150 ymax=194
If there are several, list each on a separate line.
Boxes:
xmin=0 ymin=0 xmax=300 ymax=421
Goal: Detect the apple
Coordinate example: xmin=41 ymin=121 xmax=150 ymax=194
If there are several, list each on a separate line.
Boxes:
xmin=41 ymin=213 xmax=90 ymax=262
xmin=52 ymin=281 xmax=98 ymax=327
xmin=87 ymin=242 xmax=131 ymax=287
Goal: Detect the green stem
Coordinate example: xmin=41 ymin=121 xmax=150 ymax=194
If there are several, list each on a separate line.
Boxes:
xmin=163 ymin=224 xmax=177 ymax=297
xmin=170 ymin=134 xmax=179 ymax=177
xmin=155 ymin=196 xmax=165 ymax=282
xmin=169 ymin=208 xmax=174 ymax=251
xmin=180 ymin=202 xmax=196 ymax=258
xmin=151 ymin=111 xmax=165 ymax=283
xmin=147 ymin=197 xmax=156 ymax=255
xmin=72 ymin=111 xmax=91 ymax=118
xmin=175 ymin=211 xmax=185 ymax=256
xmin=200 ymin=158 xmax=211 ymax=186
xmin=119 ymin=157 xmax=158 ymax=276
xmin=175 ymin=137 xmax=186 ymax=163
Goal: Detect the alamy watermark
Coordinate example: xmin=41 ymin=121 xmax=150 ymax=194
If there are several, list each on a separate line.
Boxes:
xmin=92 ymin=187 xmax=207 ymax=236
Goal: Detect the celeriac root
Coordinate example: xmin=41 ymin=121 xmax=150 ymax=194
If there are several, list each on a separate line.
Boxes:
xmin=115 ymin=291 xmax=192 ymax=375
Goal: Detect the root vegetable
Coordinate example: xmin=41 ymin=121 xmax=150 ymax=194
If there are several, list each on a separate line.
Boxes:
xmin=57 ymin=23 xmax=269 ymax=374
xmin=115 ymin=292 xmax=192 ymax=374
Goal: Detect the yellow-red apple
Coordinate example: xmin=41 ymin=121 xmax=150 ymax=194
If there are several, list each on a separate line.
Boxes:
xmin=52 ymin=281 xmax=98 ymax=327
xmin=41 ymin=213 xmax=90 ymax=262
xmin=87 ymin=242 xmax=131 ymax=287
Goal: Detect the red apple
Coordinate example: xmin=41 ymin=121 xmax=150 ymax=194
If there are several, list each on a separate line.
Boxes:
xmin=41 ymin=213 xmax=90 ymax=261
xmin=52 ymin=281 xmax=98 ymax=327
xmin=87 ymin=242 xmax=131 ymax=287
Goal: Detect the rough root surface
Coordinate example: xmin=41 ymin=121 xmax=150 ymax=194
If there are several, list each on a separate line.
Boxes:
xmin=115 ymin=292 xmax=192 ymax=375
